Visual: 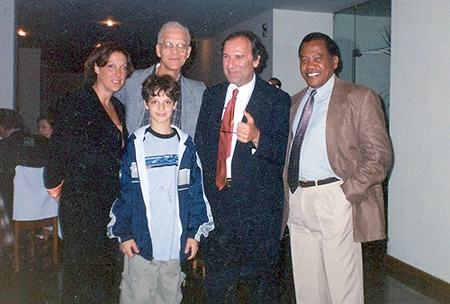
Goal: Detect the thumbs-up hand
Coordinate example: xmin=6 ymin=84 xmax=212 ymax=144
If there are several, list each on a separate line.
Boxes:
xmin=237 ymin=111 xmax=260 ymax=148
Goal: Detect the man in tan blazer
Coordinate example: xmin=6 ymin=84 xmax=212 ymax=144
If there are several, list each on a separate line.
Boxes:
xmin=282 ymin=32 xmax=392 ymax=303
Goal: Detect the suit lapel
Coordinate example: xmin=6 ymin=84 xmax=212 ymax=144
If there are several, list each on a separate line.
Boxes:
xmin=286 ymin=88 xmax=307 ymax=160
xmin=326 ymin=78 xmax=347 ymax=148
xmin=179 ymin=75 xmax=190 ymax=103
xmin=213 ymin=85 xmax=228 ymax=131
xmin=242 ymin=76 xmax=266 ymax=123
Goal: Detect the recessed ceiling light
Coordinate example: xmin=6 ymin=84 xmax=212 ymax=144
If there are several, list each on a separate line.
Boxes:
xmin=17 ymin=29 xmax=27 ymax=37
xmin=101 ymin=19 xmax=119 ymax=27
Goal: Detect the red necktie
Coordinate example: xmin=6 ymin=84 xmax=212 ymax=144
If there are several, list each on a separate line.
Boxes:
xmin=216 ymin=89 xmax=239 ymax=190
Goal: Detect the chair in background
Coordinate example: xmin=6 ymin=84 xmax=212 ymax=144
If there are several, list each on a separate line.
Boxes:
xmin=0 ymin=194 xmax=14 ymax=250
xmin=12 ymin=165 xmax=59 ymax=272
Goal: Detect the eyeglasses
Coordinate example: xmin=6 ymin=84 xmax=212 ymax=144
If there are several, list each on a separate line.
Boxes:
xmin=158 ymin=42 xmax=190 ymax=52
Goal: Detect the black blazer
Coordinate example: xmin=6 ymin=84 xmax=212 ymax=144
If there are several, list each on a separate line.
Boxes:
xmin=44 ymin=84 xmax=128 ymax=195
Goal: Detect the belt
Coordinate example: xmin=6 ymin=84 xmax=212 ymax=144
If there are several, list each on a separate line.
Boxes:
xmin=298 ymin=177 xmax=339 ymax=188
xmin=225 ymin=178 xmax=232 ymax=188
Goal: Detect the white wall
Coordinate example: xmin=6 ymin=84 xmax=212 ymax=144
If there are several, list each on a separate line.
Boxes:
xmin=273 ymin=10 xmax=333 ymax=96
xmin=0 ymin=0 xmax=15 ymax=109
xmin=388 ymin=0 xmax=450 ymax=282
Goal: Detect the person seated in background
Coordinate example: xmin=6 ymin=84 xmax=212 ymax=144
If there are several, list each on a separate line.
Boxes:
xmin=268 ymin=77 xmax=282 ymax=89
xmin=0 ymin=109 xmax=49 ymax=222
xmin=37 ymin=114 xmax=55 ymax=138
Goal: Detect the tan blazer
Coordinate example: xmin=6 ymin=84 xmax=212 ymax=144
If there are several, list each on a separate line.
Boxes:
xmin=282 ymin=77 xmax=393 ymax=242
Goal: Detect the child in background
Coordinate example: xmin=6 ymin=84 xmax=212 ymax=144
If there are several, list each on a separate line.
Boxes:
xmin=108 ymin=74 xmax=213 ymax=304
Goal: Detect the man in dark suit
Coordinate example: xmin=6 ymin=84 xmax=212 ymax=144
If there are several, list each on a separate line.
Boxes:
xmin=282 ymin=32 xmax=392 ymax=303
xmin=195 ymin=31 xmax=291 ymax=303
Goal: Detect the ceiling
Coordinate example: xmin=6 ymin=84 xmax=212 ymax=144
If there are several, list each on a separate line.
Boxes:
xmin=16 ymin=0 xmax=374 ymax=72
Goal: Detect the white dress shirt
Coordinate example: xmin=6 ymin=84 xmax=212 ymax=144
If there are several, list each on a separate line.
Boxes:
xmin=222 ymin=74 xmax=256 ymax=178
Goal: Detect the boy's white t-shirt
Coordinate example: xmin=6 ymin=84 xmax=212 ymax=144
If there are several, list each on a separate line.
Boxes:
xmin=143 ymin=128 xmax=180 ymax=261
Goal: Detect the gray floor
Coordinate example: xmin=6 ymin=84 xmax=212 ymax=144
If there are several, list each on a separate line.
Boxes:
xmin=0 ymin=236 xmax=445 ymax=303
xmin=385 ymin=276 xmax=439 ymax=304
xmin=366 ymin=276 xmax=439 ymax=304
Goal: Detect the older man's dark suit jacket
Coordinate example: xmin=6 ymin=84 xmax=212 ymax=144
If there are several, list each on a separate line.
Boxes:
xmin=282 ymin=77 xmax=392 ymax=242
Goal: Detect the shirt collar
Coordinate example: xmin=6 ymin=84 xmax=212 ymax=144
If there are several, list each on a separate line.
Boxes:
xmin=154 ymin=63 xmax=181 ymax=81
xmin=227 ymin=73 xmax=256 ymax=98
xmin=307 ymin=74 xmax=335 ymax=98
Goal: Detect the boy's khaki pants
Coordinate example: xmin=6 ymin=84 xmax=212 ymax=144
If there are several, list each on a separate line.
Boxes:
xmin=120 ymin=255 xmax=186 ymax=304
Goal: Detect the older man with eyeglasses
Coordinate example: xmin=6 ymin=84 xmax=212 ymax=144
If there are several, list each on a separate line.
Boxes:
xmin=116 ymin=21 xmax=206 ymax=137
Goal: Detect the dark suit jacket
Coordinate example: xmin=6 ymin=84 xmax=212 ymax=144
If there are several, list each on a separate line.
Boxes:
xmin=195 ymin=76 xmax=291 ymax=227
xmin=282 ymin=77 xmax=392 ymax=242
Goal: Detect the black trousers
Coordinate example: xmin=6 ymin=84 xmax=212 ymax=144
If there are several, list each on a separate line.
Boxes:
xmin=203 ymin=189 xmax=282 ymax=304
xmin=59 ymin=189 xmax=121 ymax=303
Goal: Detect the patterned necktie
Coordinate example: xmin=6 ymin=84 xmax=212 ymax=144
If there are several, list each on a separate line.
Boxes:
xmin=216 ymin=88 xmax=239 ymax=190
xmin=287 ymin=90 xmax=317 ymax=193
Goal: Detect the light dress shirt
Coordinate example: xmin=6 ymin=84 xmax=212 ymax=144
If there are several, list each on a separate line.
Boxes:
xmin=290 ymin=75 xmax=339 ymax=181
xmin=222 ymin=74 xmax=256 ymax=179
